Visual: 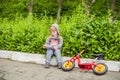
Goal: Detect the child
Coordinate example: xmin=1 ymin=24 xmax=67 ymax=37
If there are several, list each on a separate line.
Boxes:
xmin=43 ymin=23 xmax=63 ymax=69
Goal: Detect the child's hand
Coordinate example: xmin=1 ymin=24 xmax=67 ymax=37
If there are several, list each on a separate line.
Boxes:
xmin=43 ymin=45 xmax=47 ymax=48
xmin=54 ymin=46 xmax=58 ymax=50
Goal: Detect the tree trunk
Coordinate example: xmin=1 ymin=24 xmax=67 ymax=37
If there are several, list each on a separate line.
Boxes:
xmin=29 ymin=0 xmax=34 ymax=15
xmin=83 ymin=0 xmax=89 ymax=15
xmin=56 ymin=0 xmax=63 ymax=23
xmin=83 ymin=0 xmax=96 ymax=18
xmin=109 ymin=0 xmax=115 ymax=23
xmin=89 ymin=0 xmax=96 ymax=18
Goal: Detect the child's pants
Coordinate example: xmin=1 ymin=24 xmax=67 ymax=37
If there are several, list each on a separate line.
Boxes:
xmin=45 ymin=49 xmax=62 ymax=64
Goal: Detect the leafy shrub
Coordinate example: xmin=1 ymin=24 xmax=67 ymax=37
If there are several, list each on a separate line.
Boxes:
xmin=0 ymin=15 xmax=120 ymax=61
xmin=0 ymin=16 xmax=53 ymax=54
xmin=60 ymin=14 xmax=120 ymax=61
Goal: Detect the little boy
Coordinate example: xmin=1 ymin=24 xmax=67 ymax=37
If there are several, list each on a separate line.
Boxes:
xmin=43 ymin=23 xmax=63 ymax=69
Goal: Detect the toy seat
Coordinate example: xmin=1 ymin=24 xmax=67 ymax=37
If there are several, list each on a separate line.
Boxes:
xmin=92 ymin=53 xmax=104 ymax=60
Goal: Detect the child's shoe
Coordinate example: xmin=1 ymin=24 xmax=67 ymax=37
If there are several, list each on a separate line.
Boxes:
xmin=44 ymin=62 xmax=50 ymax=68
xmin=58 ymin=63 xmax=62 ymax=69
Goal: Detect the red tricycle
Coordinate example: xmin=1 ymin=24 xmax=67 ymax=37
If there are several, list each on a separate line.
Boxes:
xmin=61 ymin=48 xmax=108 ymax=75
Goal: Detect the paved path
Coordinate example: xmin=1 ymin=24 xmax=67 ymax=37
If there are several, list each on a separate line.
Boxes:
xmin=0 ymin=58 xmax=120 ymax=80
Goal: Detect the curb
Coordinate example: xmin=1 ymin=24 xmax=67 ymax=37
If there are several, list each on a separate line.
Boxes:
xmin=0 ymin=50 xmax=120 ymax=72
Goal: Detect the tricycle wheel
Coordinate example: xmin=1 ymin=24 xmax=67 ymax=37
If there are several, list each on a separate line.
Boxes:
xmin=93 ymin=63 xmax=108 ymax=75
xmin=62 ymin=60 xmax=75 ymax=71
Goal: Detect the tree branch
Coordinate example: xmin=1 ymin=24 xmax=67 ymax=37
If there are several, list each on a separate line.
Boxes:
xmin=113 ymin=11 xmax=120 ymax=23
xmin=90 ymin=0 xmax=96 ymax=6
xmin=83 ymin=0 xmax=89 ymax=15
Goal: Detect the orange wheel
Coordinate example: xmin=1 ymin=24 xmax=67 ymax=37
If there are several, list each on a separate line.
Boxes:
xmin=93 ymin=63 xmax=108 ymax=75
xmin=62 ymin=60 xmax=75 ymax=71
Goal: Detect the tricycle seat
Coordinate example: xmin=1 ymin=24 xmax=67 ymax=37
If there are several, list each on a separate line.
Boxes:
xmin=92 ymin=53 xmax=104 ymax=60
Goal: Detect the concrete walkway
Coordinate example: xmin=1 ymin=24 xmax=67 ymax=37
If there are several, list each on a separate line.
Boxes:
xmin=0 ymin=50 xmax=120 ymax=72
xmin=0 ymin=58 xmax=120 ymax=80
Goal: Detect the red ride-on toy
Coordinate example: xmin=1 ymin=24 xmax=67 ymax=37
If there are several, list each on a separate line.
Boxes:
xmin=62 ymin=48 xmax=108 ymax=75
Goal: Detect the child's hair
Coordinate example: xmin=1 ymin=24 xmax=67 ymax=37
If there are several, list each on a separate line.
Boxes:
xmin=49 ymin=23 xmax=60 ymax=35
xmin=50 ymin=26 xmax=57 ymax=32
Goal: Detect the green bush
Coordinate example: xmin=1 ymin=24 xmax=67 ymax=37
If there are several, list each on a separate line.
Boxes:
xmin=0 ymin=16 xmax=53 ymax=54
xmin=0 ymin=15 xmax=120 ymax=61
xmin=60 ymin=14 xmax=120 ymax=61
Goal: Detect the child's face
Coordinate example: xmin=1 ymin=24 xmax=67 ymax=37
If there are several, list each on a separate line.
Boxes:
xmin=50 ymin=27 xmax=57 ymax=36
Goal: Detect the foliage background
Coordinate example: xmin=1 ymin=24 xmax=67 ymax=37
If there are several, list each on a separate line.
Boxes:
xmin=0 ymin=0 xmax=120 ymax=61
